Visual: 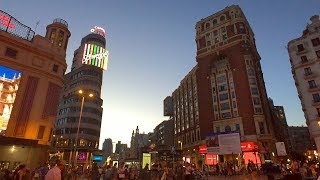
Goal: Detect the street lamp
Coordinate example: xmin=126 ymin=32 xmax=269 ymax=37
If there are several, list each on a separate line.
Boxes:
xmin=73 ymin=89 xmax=94 ymax=166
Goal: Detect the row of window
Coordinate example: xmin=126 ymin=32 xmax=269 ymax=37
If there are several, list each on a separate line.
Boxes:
xmin=71 ymin=69 xmax=102 ymax=80
xmin=56 ymin=117 xmax=101 ymax=127
xmin=297 ymin=38 xmax=320 ymax=52
xmin=58 ymin=106 xmax=102 ymax=116
xmin=62 ymin=96 xmax=101 ymax=106
xmin=70 ymin=80 xmax=101 ymax=89
xmin=215 ymin=124 xmax=241 ymax=133
xmin=53 ymin=138 xmax=98 ymax=148
xmin=178 ymin=129 xmax=201 ymax=146
xmin=55 ymin=127 xmax=100 ymax=136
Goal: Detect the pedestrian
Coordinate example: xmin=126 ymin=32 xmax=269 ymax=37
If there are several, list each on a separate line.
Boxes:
xmin=44 ymin=159 xmax=66 ymax=180
xmin=14 ymin=164 xmax=27 ymax=180
xmin=117 ymin=162 xmax=126 ymax=179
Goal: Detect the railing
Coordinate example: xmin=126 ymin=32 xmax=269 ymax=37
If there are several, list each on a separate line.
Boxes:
xmin=0 ymin=10 xmax=35 ymax=41
xmin=53 ymin=18 xmax=68 ymax=27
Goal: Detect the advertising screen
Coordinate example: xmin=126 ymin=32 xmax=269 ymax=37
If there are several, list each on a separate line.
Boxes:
xmin=0 ymin=65 xmax=21 ymax=134
xmin=93 ymin=155 xmax=103 ymax=162
xmin=82 ymin=43 xmax=109 ymax=70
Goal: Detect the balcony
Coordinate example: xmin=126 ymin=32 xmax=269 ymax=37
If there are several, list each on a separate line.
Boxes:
xmin=309 ymin=86 xmax=320 ymax=93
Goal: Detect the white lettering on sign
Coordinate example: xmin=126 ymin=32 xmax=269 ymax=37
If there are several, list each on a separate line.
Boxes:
xmin=90 ymin=26 xmax=106 ymax=37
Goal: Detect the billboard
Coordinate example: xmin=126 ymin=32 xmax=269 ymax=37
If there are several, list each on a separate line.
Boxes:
xmin=82 ymin=43 xmax=109 ymax=70
xmin=0 ymin=65 xmax=21 ymax=134
xmin=206 ymin=132 xmax=241 ymax=155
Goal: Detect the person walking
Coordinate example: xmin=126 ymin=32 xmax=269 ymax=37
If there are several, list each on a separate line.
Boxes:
xmin=45 ymin=159 xmax=66 ymax=180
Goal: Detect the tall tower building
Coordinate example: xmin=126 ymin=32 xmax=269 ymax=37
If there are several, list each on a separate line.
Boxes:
xmin=288 ymin=15 xmax=320 ymax=150
xmin=171 ymin=5 xmax=275 ymax=165
xmin=52 ymin=26 xmax=108 ymax=167
xmin=0 ymin=9 xmax=70 ymax=169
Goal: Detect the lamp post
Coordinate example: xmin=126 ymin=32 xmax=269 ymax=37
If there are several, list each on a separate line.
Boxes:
xmin=73 ymin=89 xmax=94 ymax=167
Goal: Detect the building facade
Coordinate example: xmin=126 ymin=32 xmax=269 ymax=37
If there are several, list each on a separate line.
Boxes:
xmin=153 ymin=119 xmax=174 ymax=148
xmin=102 ymin=138 xmax=113 ymax=157
xmin=129 ymin=126 xmax=150 ymax=160
xmin=287 ymin=15 xmax=320 ymax=150
xmin=269 ymin=99 xmax=291 ymax=153
xmin=288 ymin=126 xmax=314 ymax=154
xmin=0 ymin=10 xmax=70 ymax=169
xmin=171 ymin=5 xmax=275 ymax=165
xmin=52 ymin=31 xmax=106 ymax=167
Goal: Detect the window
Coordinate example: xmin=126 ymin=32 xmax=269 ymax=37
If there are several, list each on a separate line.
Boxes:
xmin=316 ymin=50 xmax=320 ymax=58
xmin=235 ymin=124 xmax=240 ymax=132
xmin=223 ymin=34 xmax=227 ymax=40
xmin=304 ymin=67 xmax=312 ymax=76
xmin=222 ymin=112 xmax=231 ymax=118
xmin=249 ymin=78 xmax=256 ymax=85
xmin=313 ymin=93 xmax=320 ymax=103
xmin=58 ymin=31 xmax=64 ymax=47
xmin=207 ymin=41 xmax=211 ymax=46
xmin=239 ymin=23 xmax=245 ymax=33
xmin=205 ymin=23 xmax=210 ymax=29
xmin=251 ymin=87 xmax=259 ymax=95
xmin=253 ymin=97 xmax=260 ymax=105
xmin=5 ymin=48 xmax=17 ymax=58
xmin=247 ymin=68 xmax=255 ymax=76
xmin=317 ymin=108 xmax=320 ymax=117
xmin=255 ymin=107 xmax=262 ymax=114
xmin=233 ymin=111 xmax=238 ymax=116
xmin=37 ymin=126 xmax=45 ymax=139
xmin=312 ymin=38 xmax=320 ymax=47
xmin=308 ymin=80 xmax=317 ymax=89
xmin=221 ymin=27 xmax=226 ymax=33
xmin=233 ymin=101 xmax=237 ymax=108
xmin=53 ymin=64 xmax=59 ymax=73
xmin=258 ymin=122 xmax=265 ymax=134
xmin=297 ymin=44 xmax=305 ymax=52
xmin=220 ymin=16 xmax=225 ymax=21
xmin=301 ymin=56 xmax=308 ymax=63
xmin=219 ymin=93 xmax=229 ymax=101
xmin=212 ymin=19 xmax=217 ymax=26
xmin=218 ymin=84 xmax=227 ymax=92
xmin=225 ymin=125 xmax=231 ymax=132
xmin=217 ymin=75 xmax=226 ymax=83
xmin=50 ymin=29 xmax=56 ymax=43
xmin=220 ymin=102 xmax=230 ymax=110
xmin=216 ymin=126 xmax=220 ymax=133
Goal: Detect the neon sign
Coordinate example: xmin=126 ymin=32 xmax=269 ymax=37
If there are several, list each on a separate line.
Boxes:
xmin=0 ymin=13 xmax=15 ymax=29
xmin=82 ymin=43 xmax=109 ymax=70
xmin=90 ymin=26 xmax=106 ymax=38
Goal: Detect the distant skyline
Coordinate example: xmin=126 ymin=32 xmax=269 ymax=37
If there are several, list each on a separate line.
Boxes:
xmin=1 ymin=1 xmax=319 ymax=148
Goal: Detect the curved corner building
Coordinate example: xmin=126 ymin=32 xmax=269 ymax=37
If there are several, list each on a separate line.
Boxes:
xmin=53 ymin=30 xmax=107 ymax=167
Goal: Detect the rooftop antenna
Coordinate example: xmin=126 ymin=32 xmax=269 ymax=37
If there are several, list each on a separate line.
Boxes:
xmin=34 ymin=20 xmax=40 ymax=34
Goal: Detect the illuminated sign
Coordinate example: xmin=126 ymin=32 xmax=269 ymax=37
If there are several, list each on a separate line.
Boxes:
xmin=0 ymin=13 xmax=15 ymax=29
xmin=0 ymin=65 xmax=21 ymax=134
xmin=82 ymin=43 xmax=109 ymax=70
xmin=199 ymin=145 xmax=207 ymax=154
xmin=93 ymin=155 xmax=103 ymax=162
xmin=241 ymin=142 xmax=258 ymax=152
xmin=90 ymin=26 xmax=106 ymax=38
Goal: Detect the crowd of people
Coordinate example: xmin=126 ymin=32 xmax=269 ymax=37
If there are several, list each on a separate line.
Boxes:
xmin=3 ymin=158 xmax=320 ymax=179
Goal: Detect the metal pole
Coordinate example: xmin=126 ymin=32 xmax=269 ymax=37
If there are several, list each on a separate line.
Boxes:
xmin=74 ymin=96 xmax=85 ymax=166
